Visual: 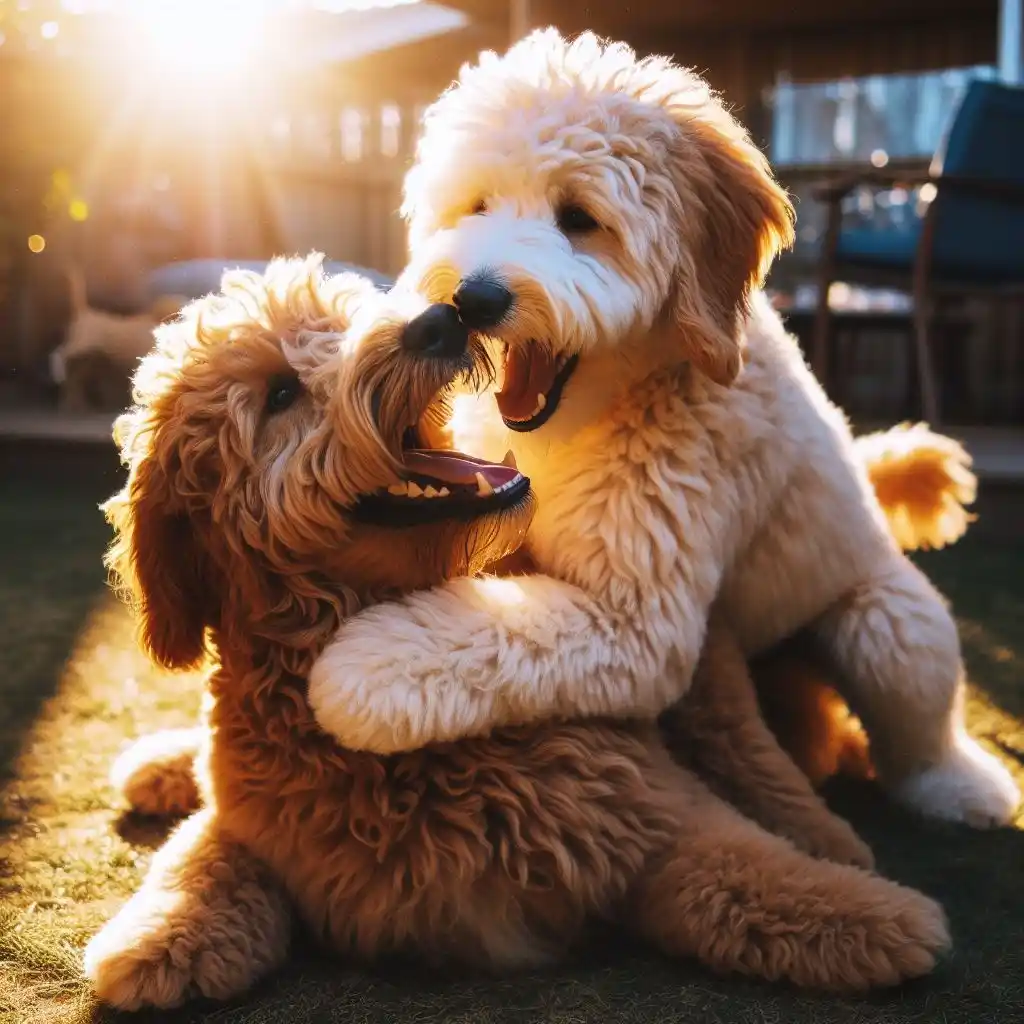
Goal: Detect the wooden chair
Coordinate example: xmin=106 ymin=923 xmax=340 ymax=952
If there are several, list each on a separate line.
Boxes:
xmin=812 ymin=80 xmax=1024 ymax=426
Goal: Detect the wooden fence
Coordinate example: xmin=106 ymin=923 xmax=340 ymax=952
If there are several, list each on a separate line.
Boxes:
xmin=219 ymin=98 xmax=428 ymax=276
xmin=2 ymin=88 xmax=1021 ymax=425
xmin=0 ymin=94 xmax=429 ymax=388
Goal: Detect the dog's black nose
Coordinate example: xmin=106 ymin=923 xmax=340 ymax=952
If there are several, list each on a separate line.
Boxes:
xmin=453 ymin=277 xmax=513 ymax=330
xmin=401 ymin=303 xmax=468 ymax=358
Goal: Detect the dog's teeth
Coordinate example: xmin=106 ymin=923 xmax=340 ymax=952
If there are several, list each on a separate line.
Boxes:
xmin=387 ymin=483 xmax=408 ymax=496
xmin=475 ymin=472 xmax=494 ymax=497
xmin=536 ymin=392 xmax=547 ymax=410
xmin=495 ymin=473 xmax=524 ymax=494
xmin=407 ymin=481 xmax=424 ymax=498
xmin=502 ymin=450 xmax=517 ymax=469
xmin=439 ymin=487 xmax=450 ymax=497
xmin=423 ymin=485 xmax=439 ymax=498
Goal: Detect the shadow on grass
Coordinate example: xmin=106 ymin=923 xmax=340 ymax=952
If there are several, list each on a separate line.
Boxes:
xmin=0 ymin=456 xmax=117 ymax=795
xmin=0 ymin=455 xmax=123 ymax=1023
xmin=915 ymin=537 xmax=1024 ymax=772
xmin=113 ymin=810 xmax=183 ymax=851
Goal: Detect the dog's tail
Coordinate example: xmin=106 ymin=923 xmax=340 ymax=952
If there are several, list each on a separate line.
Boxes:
xmin=67 ymin=263 xmax=88 ymax=315
xmin=855 ymin=422 xmax=977 ymax=552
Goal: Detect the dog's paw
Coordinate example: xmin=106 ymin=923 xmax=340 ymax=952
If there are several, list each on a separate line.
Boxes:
xmin=84 ymin=882 xmax=289 ymax=1010
xmin=111 ymin=729 xmax=203 ymax=818
xmin=84 ymin=891 xmax=202 ymax=1010
xmin=893 ymin=734 xmax=1020 ymax=828
xmin=844 ymin=887 xmax=951 ymax=990
xmin=783 ymin=879 xmax=950 ymax=991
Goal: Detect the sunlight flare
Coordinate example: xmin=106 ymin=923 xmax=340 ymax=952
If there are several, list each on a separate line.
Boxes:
xmin=125 ymin=0 xmax=274 ymax=78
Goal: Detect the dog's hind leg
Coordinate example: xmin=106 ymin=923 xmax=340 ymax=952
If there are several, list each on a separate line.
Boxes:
xmin=84 ymin=808 xmax=292 ymax=1010
xmin=111 ymin=727 xmax=204 ymax=817
xmin=663 ymin=611 xmax=874 ymax=868
xmin=751 ymin=637 xmax=874 ymax=789
xmin=814 ymin=554 xmax=1019 ymax=827
xmin=624 ymin=782 xmax=950 ymax=992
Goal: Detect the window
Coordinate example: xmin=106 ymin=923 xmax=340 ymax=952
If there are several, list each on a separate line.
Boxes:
xmin=769 ymin=65 xmax=998 ymax=168
xmin=380 ymin=103 xmax=401 ymax=158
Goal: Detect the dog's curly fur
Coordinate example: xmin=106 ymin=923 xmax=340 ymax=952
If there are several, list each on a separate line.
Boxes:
xmin=84 ymin=258 xmax=951 ymax=1011
xmin=306 ymin=29 xmax=1018 ymax=830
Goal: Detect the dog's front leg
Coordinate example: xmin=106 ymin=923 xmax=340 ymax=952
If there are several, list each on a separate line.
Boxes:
xmin=308 ymin=570 xmax=712 ymax=754
xmin=84 ymin=808 xmax=292 ymax=1010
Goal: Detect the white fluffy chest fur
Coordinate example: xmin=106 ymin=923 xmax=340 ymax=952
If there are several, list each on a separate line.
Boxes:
xmin=514 ymin=366 xmax=768 ymax=616
xmin=453 ymin=293 xmax=897 ymax=654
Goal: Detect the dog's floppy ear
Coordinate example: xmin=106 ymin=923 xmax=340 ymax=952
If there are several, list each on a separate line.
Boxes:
xmin=103 ymin=450 xmax=211 ymax=671
xmin=667 ymin=102 xmax=794 ymax=386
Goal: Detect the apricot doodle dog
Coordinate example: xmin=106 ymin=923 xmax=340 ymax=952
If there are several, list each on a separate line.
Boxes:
xmin=84 ymin=258 xmax=951 ymax=1010
xmin=306 ymin=30 xmax=1018 ymax=829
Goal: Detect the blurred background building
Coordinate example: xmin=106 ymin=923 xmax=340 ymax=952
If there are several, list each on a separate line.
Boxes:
xmin=0 ymin=0 xmax=1021 ymax=429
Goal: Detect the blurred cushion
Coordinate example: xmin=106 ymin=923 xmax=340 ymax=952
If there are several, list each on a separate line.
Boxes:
xmin=146 ymin=258 xmax=393 ymax=303
xmin=836 ymin=226 xmax=920 ymax=271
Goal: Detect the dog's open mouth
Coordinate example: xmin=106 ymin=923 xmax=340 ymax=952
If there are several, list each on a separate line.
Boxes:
xmin=495 ymin=343 xmax=578 ymax=432
xmin=355 ymin=427 xmax=530 ymax=527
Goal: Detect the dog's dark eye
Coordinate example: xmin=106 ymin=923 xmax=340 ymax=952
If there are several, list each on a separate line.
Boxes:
xmin=471 ymin=199 xmax=488 ymax=215
xmin=556 ymin=204 xmax=600 ymax=234
xmin=266 ymin=375 xmax=302 ymax=414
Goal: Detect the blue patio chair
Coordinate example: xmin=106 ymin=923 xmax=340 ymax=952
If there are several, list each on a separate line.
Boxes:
xmin=812 ymin=80 xmax=1024 ymax=425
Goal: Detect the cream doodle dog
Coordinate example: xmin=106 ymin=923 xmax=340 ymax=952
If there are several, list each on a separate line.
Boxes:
xmin=308 ymin=30 xmax=1018 ymax=828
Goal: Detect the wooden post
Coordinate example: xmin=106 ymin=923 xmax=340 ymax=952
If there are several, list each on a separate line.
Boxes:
xmin=812 ymin=196 xmax=842 ymax=393
xmin=911 ymin=206 xmax=941 ymax=425
xmin=510 ymin=0 xmax=530 ymax=45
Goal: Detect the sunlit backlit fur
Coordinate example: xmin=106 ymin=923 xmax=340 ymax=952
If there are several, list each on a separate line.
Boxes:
xmin=856 ymin=422 xmax=977 ymax=553
xmin=85 ymin=257 xmax=951 ymax=1011
xmin=309 ymin=30 xmax=1018 ymax=828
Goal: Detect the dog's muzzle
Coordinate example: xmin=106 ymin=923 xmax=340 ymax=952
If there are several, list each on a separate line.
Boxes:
xmin=452 ymin=276 xmax=513 ymax=331
xmin=401 ymin=303 xmax=468 ymax=359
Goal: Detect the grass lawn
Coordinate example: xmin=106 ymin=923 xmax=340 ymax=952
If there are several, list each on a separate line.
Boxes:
xmin=2 ymin=465 xmax=1023 ymax=1024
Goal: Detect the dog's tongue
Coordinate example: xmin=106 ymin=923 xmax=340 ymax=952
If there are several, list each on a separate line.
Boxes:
xmin=496 ymin=346 xmax=558 ymax=422
xmin=403 ymin=450 xmax=519 ymax=488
